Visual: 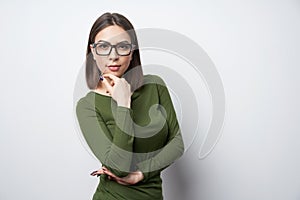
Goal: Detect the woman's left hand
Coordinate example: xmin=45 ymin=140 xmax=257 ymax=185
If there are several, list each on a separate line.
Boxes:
xmin=90 ymin=166 xmax=144 ymax=185
xmin=102 ymin=74 xmax=132 ymax=108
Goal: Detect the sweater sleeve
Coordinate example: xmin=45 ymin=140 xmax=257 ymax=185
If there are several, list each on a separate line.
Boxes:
xmin=136 ymin=75 xmax=185 ymax=182
xmin=76 ymin=98 xmax=134 ymax=177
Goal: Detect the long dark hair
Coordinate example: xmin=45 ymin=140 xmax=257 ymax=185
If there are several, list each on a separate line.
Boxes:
xmin=85 ymin=12 xmax=143 ymax=91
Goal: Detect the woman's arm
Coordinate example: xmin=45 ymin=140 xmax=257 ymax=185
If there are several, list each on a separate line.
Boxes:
xmin=76 ymin=74 xmax=134 ymax=177
xmin=136 ymin=75 xmax=185 ymax=182
xmin=76 ymin=98 xmax=134 ymax=177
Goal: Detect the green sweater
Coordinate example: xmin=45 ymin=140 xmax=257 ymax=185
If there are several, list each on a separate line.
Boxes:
xmin=76 ymin=74 xmax=184 ymax=200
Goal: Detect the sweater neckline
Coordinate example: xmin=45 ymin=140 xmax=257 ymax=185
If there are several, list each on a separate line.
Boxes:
xmin=89 ymin=90 xmax=112 ymax=98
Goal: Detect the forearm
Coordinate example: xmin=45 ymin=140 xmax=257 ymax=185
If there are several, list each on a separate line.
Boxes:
xmin=136 ymin=128 xmax=184 ymax=181
xmin=76 ymin=100 xmax=134 ymax=177
xmin=104 ymin=106 xmax=134 ymax=176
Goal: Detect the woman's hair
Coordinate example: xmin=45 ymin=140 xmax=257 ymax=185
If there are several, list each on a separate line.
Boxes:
xmin=85 ymin=12 xmax=143 ymax=91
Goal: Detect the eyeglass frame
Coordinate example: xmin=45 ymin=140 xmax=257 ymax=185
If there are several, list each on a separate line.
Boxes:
xmin=91 ymin=40 xmax=136 ymax=56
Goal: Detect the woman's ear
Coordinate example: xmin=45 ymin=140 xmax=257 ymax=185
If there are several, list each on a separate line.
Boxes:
xmin=90 ymin=45 xmax=97 ymax=60
xmin=130 ymin=52 xmax=133 ymax=61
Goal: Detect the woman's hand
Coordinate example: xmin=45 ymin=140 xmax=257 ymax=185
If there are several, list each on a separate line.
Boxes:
xmin=102 ymin=74 xmax=131 ymax=108
xmin=103 ymin=167 xmax=144 ymax=185
xmin=90 ymin=166 xmax=144 ymax=185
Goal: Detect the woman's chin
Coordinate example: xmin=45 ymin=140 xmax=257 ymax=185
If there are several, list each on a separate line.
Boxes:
xmin=109 ymin=71 xmax=123 ymax=77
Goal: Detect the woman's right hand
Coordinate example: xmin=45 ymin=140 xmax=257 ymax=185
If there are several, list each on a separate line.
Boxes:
xmin=102 ymin=74 xmax=131 ymax=108
xmin=91 ymin=166 xmax=144 ymax=185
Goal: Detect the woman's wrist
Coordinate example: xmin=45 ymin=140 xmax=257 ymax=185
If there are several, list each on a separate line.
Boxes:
xmin=136 ymin=170 xmax=144 ymax=181
xmin=117 ymin=99 xmax=131 ymax=108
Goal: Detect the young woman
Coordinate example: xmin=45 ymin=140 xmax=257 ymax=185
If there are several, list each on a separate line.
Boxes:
xmin=76 ymin=12 xmax=184 ymax=200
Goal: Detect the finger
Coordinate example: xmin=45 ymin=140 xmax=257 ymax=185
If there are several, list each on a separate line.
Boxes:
xmin=90 ymin=170 xmax=99 ymax=176
xmin=103 ymin=76 xmax=115 ymax=86
xmin=90 ymin=170 xmax=98 ymax=175
xmin=91 ymin=172 xmax=103 ymax=176
xmin=101 ymin=167 xmax=122 ymax=181
xmin=96 ymin=169 xmax=105 ymax=174
xmin=102 ymin=168 xmax=115 ymax=176
xmin=103 ymin=170 xmax=117 ymax=178
xmin=103 ymin=74 xmax=120 ymax=82
xmin=91 ymin=172 xmax=98 ymax=176
xmin=90 ymin=169 xmax=104 ymax=176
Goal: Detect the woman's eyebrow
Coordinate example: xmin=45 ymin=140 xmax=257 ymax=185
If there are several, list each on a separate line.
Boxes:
xmin=94 ymin=39 xmax=109 ymax=44
xmin=118 ymin=40 xmax=130 ymax=44
xmin=95 ymin=39 xmax=131 ymax=44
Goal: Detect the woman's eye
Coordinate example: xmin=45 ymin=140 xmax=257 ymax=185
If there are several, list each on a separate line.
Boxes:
xmin=98 ymin=44 xmax=109 ymax=49
xmin=118 ymin=44 xmax=130 ymax=49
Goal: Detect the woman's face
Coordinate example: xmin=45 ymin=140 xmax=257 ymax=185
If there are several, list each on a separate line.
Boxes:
xmin=91 ymin=25 xmax=133 ymax=78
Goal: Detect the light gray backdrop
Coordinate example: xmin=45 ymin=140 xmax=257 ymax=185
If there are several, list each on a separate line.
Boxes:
xmin=0 ymin=0 xmax=299 ymax=200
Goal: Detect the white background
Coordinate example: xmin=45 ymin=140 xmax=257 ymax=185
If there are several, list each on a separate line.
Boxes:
xmin=1 ymin=0 xmax=300 ymax=200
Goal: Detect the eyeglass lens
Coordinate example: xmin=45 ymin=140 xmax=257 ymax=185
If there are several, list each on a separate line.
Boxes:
xmin=95 ymin=41 xmax=132 ymax=56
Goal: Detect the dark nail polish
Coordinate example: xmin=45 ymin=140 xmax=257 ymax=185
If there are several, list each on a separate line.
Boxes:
xmin=99 ymin=75 xmax=104 ymax=81
xmin=90 ymin=171 xmax=97 ymax=175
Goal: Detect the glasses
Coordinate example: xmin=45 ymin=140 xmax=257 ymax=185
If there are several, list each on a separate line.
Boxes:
xmin=91 ymin=41 xmax=136 ymax=56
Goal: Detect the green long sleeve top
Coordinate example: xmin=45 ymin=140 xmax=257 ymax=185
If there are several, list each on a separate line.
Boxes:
xmin=76 ymin=74 xmax=184 ymax=200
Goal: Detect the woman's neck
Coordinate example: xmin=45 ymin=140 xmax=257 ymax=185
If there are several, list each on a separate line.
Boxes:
xmin=93 ymin=82 xmax=110 ymax=96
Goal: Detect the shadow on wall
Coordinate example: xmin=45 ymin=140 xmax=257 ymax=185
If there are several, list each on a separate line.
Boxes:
xmin=162 ymin=160 xmax=189 ymax=200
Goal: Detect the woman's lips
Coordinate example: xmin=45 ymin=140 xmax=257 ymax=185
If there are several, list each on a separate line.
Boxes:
xmin=108 ymin=65 xmax=121 ymax=72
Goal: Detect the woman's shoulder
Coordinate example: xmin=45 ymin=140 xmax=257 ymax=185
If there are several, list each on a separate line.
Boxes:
xmin=76 ymin=91 xmax=95 ymax=109
xmin=143 ymin=74 xmax=166 ymax=87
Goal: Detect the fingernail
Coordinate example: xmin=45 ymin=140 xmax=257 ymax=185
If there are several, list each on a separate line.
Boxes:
xmin=99 ymin=75 xmax=104 ymax=81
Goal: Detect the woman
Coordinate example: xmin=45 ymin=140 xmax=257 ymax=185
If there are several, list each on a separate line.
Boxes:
xmin=76 ymin=12 xmax=184 ymax=200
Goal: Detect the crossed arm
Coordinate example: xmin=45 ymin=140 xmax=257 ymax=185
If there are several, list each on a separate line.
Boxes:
xmin=76 ymin=75 xmax=184 ymax=185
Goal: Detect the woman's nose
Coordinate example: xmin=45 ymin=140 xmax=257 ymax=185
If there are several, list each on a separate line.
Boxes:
xmin=108 ymin=47 xmax=119 ymax=60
